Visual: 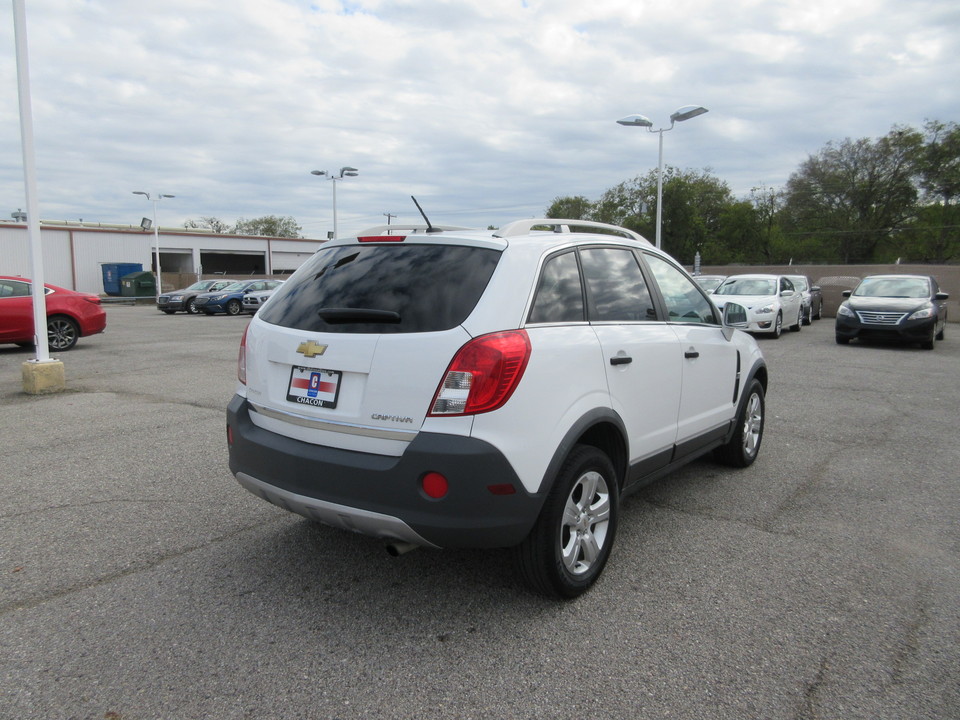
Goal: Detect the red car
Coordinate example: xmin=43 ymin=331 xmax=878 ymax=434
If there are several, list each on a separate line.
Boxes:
xmin=0 ymin=276 xmax=107 ymax=351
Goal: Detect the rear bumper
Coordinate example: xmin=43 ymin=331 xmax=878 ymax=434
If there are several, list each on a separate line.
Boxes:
xmin=226 ymin=395 xmax=543 ymax=548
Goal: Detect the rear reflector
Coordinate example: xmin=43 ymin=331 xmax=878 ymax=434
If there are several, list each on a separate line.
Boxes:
xmin=358 ymin=236 xmax=406 ymax=243
xmin=421 ymin=472 xmax=449 ymax=499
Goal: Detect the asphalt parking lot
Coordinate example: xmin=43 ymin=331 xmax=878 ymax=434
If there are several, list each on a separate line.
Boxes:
xmin=2 ymin=305 xmax=958 ymax=719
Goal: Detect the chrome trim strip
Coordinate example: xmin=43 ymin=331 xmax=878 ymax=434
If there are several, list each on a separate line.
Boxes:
xmin=249 ymin=401 xmax=418 ymax=441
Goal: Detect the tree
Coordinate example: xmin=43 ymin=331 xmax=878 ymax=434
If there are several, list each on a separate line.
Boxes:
xmin=911 ymin=120 xmax=960 ymax=263
xmin=233 ymin=215 xmax=303 ymax=238
xmin=545 ymin=195 xmax=593 ymax=220
xmin=183 ymin=216 xmax=231 ymax=233
xmin=782 ymin=129 xmax=922 ymax=262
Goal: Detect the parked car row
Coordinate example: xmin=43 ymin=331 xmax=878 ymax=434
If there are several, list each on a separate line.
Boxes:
xmin=158 ymin=279 xmax=284 ymax=316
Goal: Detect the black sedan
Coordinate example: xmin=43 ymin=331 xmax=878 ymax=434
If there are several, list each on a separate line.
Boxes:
xmin=836 ymin=274 xmax=949 ymax=349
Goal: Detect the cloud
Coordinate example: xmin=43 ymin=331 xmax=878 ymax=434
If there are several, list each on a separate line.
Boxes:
xmin=2 ymin=0 xmax=957 ymax=237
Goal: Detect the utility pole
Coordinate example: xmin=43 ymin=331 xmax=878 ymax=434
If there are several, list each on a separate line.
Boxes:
xmin=383 ymin=212 xmax=397 ymax=234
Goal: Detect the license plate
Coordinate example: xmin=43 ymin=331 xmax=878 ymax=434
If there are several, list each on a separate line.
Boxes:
xmin=286 ymin=366 xmax=341 ymax=408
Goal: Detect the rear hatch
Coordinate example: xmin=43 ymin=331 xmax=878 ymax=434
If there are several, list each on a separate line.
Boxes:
xmin=242 ymin=238 xmax=503 ymax=456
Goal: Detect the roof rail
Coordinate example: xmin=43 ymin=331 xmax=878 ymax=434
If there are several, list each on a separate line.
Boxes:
xmin=494 ymin=219 xmax=650 ymax=244
xmin=354 ymin=223 xmax=473 ymax=236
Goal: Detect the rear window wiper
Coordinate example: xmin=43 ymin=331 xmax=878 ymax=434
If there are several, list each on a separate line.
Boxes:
xmin=318 ymin=308 xmax=401 ymax=324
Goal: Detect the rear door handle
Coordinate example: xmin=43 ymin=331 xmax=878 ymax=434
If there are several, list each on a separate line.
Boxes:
xmin=610 ymin=356 xmax=633 ymax=366
xmin=684 ymin=349 xmax=700 ymax=359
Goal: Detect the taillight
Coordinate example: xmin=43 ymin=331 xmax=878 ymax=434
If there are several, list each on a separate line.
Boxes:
xmin=429 ymin=330 xmax=531 ymax=416
xmin=358 ymin=236 xmax=406 ymax=243
xmin=238 ymin=324 xmax=249 ymax=384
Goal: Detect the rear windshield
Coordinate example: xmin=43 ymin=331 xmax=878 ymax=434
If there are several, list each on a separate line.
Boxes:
xmin=258 ymin=243 xmax=501 ymax=333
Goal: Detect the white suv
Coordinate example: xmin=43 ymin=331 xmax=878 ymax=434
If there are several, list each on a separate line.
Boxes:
xmin=227 ymin=219 xmax=767 ymax=598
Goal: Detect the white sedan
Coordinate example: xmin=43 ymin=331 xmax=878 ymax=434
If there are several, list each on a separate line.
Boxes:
xmin=711 ymin=274 xmax=804 ymax=338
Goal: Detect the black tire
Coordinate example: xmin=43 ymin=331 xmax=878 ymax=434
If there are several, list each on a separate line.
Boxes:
xmin=715 ymin=379 xmax=764 ymax=468
xmin=920 ymin=332 xmax=935 ymax=350
xmin=802 ymin=305 xmax=812 ymax=325
xmin=790 ymin=306 xmax=802 ymax=332
xmin=814 ymin=299 xmax=823 ymax=320
xmin=835 ymin=334 xmax=850 ymax=345
xmin=936 ymin=323 xmax=945 ymax=341
xmin=162 ymin=309 xmax=176 ymax=315
xmin=186 ymin=297 xmax=200 ymax=314
xmin=226 ymin=299 xmax=242 ymax=316
xmin=515 ymin=445 xmax=619 ymax=599
xmin=771 ymin=312 xmax=783 ymax=338
xmin=47 ymin=315 xmax=79 ymax=351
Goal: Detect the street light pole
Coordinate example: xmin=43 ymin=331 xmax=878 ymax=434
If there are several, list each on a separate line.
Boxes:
xmin=617 ymin=105 xmax=708 ymax=249
xmin=133 ymin=191 xmax=174 ymax=301
xmin=311 ymin=167 xmax=359 ymax=239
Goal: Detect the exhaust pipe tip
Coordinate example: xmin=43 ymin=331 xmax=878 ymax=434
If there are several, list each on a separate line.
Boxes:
xmin=385 ymin=541 xmax=419 ymax=557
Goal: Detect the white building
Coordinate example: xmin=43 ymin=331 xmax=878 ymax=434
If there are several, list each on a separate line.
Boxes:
xmin=0 ymin=220 xmax=324 ymax=294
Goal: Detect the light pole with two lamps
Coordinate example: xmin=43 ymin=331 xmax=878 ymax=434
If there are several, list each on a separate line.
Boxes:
xmin=617 ymin=105 xmax=708 ymax=249
xmin=132 ymin=191 xmax=174 ymax=302
xmin=310 ymin=167 xmax=359 ymax=239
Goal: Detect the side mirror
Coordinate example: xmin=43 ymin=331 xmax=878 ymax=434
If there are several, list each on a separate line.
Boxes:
xmin=723 ymin=302 xmax=748 ymax=327
xmin=935 ymin=292 xmax=949 ymax=300
xmin=780 ymin=289 xmax=794 ymax=297
xmin=811 ymin=285 xmax=821 ymax=292
xmin=842 ymin=290 xmax=852 ymax=298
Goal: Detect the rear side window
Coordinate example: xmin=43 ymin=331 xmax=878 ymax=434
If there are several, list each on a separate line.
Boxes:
xmin=258 ymin=243 xmax=501 ymax=333
xmin=528 ymin=251 xmax=584 ymax=323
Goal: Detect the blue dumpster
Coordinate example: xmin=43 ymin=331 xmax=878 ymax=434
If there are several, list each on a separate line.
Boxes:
xmin=102 ymin=263 xmax=143 ymax=296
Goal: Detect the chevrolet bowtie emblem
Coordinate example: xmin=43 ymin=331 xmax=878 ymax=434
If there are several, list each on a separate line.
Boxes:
xmin=296 ymin=341 xmax=328 ymax=358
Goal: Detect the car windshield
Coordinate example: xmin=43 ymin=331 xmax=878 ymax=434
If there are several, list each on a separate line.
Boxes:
xmin=853 ymin=277 xmax=930 ymax=298
xmin=219 ymin=282 xmax=250 ymax=292
xmin=185 ymin=280 xmax=213 ymax=291
xmin=715 ymin=278 xmax=776 ymax=296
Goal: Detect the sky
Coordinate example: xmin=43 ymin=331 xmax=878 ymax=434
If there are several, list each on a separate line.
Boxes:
xmin=2 ymin=0 xmax=958 ymax=240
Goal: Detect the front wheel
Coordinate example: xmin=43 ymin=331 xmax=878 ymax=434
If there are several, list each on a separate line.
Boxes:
xmin=47 ymin=315 xmax=79 ymax=351
xmin=790 ymin=306 xmax=802 ymax=331
xmin=515 ymin=445 xmax=619 ymax=599
xmin=186 ymin=297 xmax=200 ymax=314
xmin=715 ymin=379 xmax=764 ymax=467
xmin=771 ymin=312 xmax=783 ymax=338
xmin=226 ymin=299 xmax=242 ymax=316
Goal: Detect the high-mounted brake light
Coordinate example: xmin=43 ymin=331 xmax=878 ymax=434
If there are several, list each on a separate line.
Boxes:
xmin=358 ymin=236 xmax=406 ymax=243
xmin=429 ymin=330 xmax=531 ymax=416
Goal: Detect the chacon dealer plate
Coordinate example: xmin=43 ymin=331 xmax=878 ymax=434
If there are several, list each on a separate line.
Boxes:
xmin=286 ymin=366 xmax=341 ymax=408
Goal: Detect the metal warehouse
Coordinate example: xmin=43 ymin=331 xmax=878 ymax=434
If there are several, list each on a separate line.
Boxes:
xmin=0 ymin=220 xmax=324 ymax=295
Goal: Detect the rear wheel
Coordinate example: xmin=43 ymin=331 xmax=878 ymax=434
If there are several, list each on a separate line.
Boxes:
xmin=515 ymin=445 xmax=619 ymax=599
xmin=715 ymin=379 xmax=764 ymax=467
xmin=47 ymin=315 xmax=79 ymax=351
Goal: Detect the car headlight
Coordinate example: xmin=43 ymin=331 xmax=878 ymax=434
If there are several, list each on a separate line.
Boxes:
xmin=170 ymin=295 xmax=183 ymax=301
xmin=211 ymin=295 xmax=226 ymax=301
xmin=908 ymin=304 xmax=934 ymax=320
xmin=836 ymin=304 xmax=854 ymax=317
xmin=754 ymin=304 xmax=774 ymax=315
